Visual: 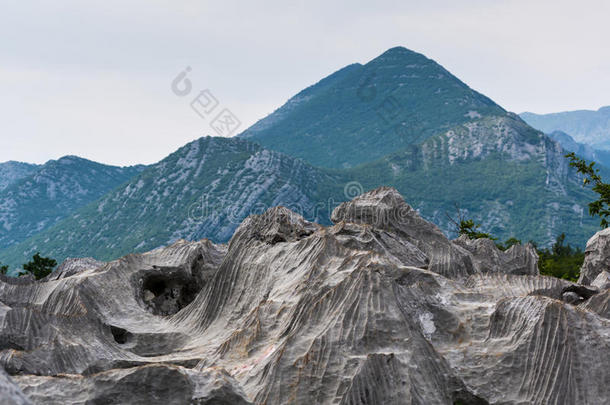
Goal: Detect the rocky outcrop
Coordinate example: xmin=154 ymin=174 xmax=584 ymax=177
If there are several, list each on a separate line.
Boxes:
xmin=453 ymin=234 xmax=539 ymax=276
xmin=13 ymin=365 xmax=250 ymax=405
xmin=0 ymin=367 xmax=31 ymax=405
xmin=578 ymin=228 xmax=610 ymax=285
xmin=47 ymin=257 xmax=105 ymax=280
xmin=1 ymin=187 xmax=609 ymax=404
xmin=592 ymin=271 xmax=610 ymax=290
xmin=331 ymin=187 xmax=476 ymax=278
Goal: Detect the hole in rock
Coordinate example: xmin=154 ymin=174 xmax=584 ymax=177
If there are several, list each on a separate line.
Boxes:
xmin=110 ymin=326 xmax=132 ymax=344
xmin=147 ymin=278 xmax=167 ymax=296
xmin=140 ymin=270 xmax=203 ymax=316
xmin=561 ymin=284 xmax=598 ymax=305
xmin=0 ymin=339 xmax=25 ymax=351
xmin=453 ymin=389 xmax=489 ymax=405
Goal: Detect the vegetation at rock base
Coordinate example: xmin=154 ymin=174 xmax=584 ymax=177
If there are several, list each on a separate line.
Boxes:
xmin=566 ymin=152 xmax=610 ymax=228
xmin=451 ymin=206 xmax=583 ymax=282
xmin=536 ymin=233 xmax=584 ymax=282
xmin=20 ymin=253 xmax=57 ymax=280
xmin=0 ymin=262 xmax=7 ymax=275
xmin=496 ymin=237 xmax=523 ymax=251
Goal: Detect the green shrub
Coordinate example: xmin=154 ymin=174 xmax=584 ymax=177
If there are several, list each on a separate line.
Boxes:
xmin=21 ymin=253 xmax=57 ymax=280
xmin=537 ymin=233 xmax=583 ymax=282
xmin=566 ymin=152 xmax=610 ymax=228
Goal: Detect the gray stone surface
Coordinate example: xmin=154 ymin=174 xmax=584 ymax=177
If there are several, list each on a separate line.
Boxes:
xmin=1 ymin=187 xmax=609 ymax=404
xmin=453 ymin=234 xmax=539 ymax=276
xmin=13 ymin=365 xmax=250 ymax=405
xmin=0 ymin=367 xmax=31 ymax=405
xmin=592 ymin=270 xmax=610 ymax=290
xmin=48 ymin=257 xmax=105 ymax=280
xmin=579 ymin=227 xmax=610 ymax=285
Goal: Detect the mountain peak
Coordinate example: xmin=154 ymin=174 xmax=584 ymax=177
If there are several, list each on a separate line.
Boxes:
xmin=598 ymin=105 xmax=610 ymax=113
xmin=239 ymin=46 xmax=504 ymax=168
xmin=375 ymin=45 xmax=422 ymax=59
xmin=56 ymin=155 xmax=87 ymax=165
xmin=366 ymin=46 xmax=436 ymax=69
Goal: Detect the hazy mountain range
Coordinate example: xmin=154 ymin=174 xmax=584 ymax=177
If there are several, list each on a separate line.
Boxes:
xmin=0 ymin=161 xmax=39 ymax=191
xmin=0 ymin=46 xmax=605 ymax=272
xmin=0 ymin=157 xmax=145 ymax=253
xmin=546 ymin=130 xmax=610 ymax=168
xmin=521 ymin=106 xmax=610 ymax=150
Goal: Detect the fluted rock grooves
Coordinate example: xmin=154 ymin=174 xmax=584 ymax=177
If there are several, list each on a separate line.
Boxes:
xmin=1 ymin=187 xmax=608 ymax=404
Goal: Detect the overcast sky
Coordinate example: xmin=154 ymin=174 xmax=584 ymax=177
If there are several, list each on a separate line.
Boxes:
xmin=2 ymin=0 xmax=609 ymax=166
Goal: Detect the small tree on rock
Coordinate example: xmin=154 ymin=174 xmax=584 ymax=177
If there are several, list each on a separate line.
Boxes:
xmin=457 ymin=219 xmax=497 ymax=240
xmin=22 ymin=253 xmax=57 ymax=280
xmin=446 ymin=204 xmax=497 ymax=240
xmin=566 ymin=152 xmax=610 ymax=228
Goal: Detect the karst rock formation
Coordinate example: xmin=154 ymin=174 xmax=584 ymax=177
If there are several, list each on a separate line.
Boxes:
xmin=1 ymin=187 xmax=609 ymax=404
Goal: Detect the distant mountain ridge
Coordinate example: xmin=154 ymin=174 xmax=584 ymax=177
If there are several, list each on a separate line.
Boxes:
xmin=0 ymin=137 xmax=340 ymax=272
xmin=0 ymin=46 xmax=605 ymax=271
xmin=0 ymin=161 xmax=39 ymax=191
xmin=521 ymin=106 xmax=610 ymax=150
xmin=1 ymin=119 xmax=601 ymax=272
xmin=0 ymin=156 xmax=144 ymax=252
xmin=547 ymin=130 xmax=610 ymax=168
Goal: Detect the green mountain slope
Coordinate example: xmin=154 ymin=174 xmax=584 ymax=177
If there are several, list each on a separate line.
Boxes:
xmin=238 ymin=46 xmax=602 ymax=245
xmin=343 ymin=115 xmax=600 ymax=247
xmin=240 ymin=46 xmax=504 ymax=168
xmin=1 ymin=117 xmax=600 ymax=273
xmin=521 ymin=106 xmax=610 ymax=150
xmin=0 ymin=137 xmax=341 ymax=272
xmin=0 ymin=156 xmax=144 ymax=251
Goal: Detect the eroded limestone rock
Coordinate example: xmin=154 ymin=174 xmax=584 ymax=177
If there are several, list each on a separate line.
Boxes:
xmin=0 ymin=367 xmax=31 ymax=405
xmin=592 ymin=270 xmax=610 ymax=290
xmin=579 ymin=227 xmax=610 ymax=285
xmin=1 ymin=187 xmax=609 ymax=404
xmin=453 ymin=234 xmax=539 ymax=276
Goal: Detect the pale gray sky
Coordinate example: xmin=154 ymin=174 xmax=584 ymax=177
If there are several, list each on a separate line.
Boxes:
xmin=1 ymin=0 xmax=609 ymax=166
